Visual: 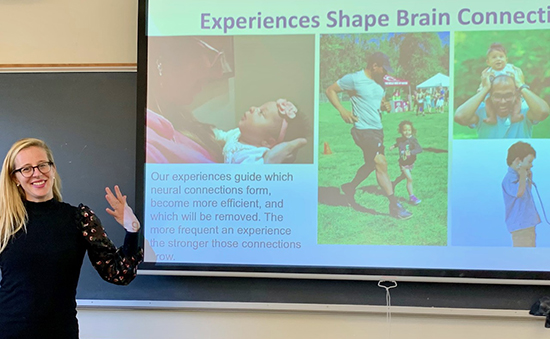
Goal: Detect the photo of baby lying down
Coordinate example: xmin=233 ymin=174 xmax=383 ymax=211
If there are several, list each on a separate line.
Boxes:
xmin=214 ymin=99 xmax=309 ymax=164
xmin=146 ymin=35 xmax=315 ymax=164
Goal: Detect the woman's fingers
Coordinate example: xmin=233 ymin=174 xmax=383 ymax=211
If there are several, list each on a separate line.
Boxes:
xmin=114 ymin=185 xmax=124 ymax=200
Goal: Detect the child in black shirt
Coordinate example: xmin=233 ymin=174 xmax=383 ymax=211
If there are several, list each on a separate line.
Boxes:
xmin=390 ymin=120 xmax=423 ymax=205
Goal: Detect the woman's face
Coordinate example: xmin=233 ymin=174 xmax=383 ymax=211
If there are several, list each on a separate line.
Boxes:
xmin=12 ymin=146 xmax=56 ymax=202
xmin=159 ymin=54 xmax=211 ymax=106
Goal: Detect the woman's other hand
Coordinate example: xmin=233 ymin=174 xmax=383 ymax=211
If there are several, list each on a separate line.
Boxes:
xmin=264 ymin=138 xmax=307 ymax=164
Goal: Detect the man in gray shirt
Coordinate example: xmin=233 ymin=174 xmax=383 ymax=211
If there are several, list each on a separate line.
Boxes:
xmin=326 ymin=52 xmax=412 ymax=219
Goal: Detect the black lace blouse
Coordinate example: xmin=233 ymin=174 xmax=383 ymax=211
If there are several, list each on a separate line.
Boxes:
xmin=0 ymin=199 xmax=143 ymax=339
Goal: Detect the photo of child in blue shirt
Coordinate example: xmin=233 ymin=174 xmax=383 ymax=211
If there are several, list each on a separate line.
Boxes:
xmin=502 ymin=141 xmax=541 ymax=247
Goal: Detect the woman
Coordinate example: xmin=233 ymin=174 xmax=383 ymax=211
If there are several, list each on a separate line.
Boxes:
xmin=146 ymin=36 xmax=224 ymax=163
xmin=0 ymin=138 xmax=143 ymax=339
xmin=146 ymin=36 xmax=306 ymax=164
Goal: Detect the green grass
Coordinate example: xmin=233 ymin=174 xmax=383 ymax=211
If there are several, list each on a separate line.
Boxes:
xmin=318 ymin=102 xmax=448 ymax=246
xmin=452 ymin=114 xmax=550 ymax=139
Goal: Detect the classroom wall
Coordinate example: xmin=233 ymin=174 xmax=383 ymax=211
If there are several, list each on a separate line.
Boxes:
xmin=78 ymin=306 xmax=547 ymax=339
xmin=0 ymin=0 xmax=137 ymax=64
xmin=0 ymin=0 xmax=547 ymax=338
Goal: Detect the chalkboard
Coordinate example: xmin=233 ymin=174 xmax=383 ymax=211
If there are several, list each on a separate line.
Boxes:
xmin=1 ymin=71 xmax=549 ymax=311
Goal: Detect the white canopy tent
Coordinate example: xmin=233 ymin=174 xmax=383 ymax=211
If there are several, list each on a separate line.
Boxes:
xmin=416 ymin=73 xmax=449 ymax=88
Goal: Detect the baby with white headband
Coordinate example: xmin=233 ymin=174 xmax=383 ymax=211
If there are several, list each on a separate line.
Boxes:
xmin=214 ymin=99 xmax=305 ymax=164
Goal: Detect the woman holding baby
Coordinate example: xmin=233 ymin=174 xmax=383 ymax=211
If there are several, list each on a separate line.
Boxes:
xmin=146 ymin=36 xmax=308 ymax=164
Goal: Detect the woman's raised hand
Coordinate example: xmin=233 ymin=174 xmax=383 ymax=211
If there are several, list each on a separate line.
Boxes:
xmin=105 ymin=185 xmax=140 ymax=233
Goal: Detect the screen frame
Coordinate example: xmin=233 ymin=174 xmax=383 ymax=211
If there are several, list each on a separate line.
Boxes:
xmin=135 ymin=0 xmax=550 ymax=285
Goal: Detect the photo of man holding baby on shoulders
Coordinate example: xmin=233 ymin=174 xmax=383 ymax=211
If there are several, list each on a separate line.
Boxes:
xmin=453 ymin=30 xmax=550 ymax=139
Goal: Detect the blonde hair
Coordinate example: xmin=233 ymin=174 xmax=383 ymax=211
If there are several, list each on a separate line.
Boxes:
xmin=0 ymin=138 xmax=62 ymax=253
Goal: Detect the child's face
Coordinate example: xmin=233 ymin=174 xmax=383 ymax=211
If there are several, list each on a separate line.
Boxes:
xmin=517 ymin=154 xmax=535 ymax=171
xmin=401 ymin=124 xmax=413 ymax=138
xmin=486 ymin=50 xmax=508 ymax=71
xmin=238 ymin=101 xmax=283 ymax=146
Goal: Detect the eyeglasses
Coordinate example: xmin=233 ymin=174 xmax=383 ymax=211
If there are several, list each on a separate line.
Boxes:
xmin=195 ymin=38 xmax=232 ymax=75
xmin=12 ymin=161 xmax=53 ymax=178
xmin=491 ymin=92 xmax=516 ymax=102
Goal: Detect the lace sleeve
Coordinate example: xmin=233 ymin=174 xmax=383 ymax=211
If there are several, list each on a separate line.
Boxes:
xmin=78 ymin=204 xmax=143 ymax=285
